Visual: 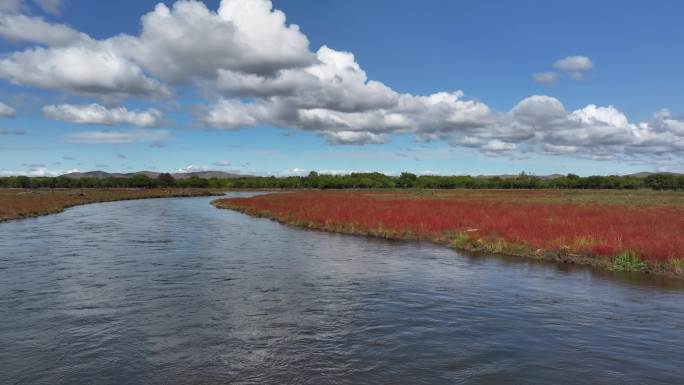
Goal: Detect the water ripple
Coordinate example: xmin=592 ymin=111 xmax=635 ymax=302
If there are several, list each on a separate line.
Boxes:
xmin=0 ymin=194 xmax=683 ymax=384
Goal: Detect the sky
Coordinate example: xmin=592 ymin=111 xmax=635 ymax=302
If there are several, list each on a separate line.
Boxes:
xmin=0 ymin=0 xmax=682 ymax=177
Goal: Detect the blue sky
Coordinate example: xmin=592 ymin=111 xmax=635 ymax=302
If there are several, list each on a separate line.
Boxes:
xmin=0 ymin=0 xmax=682 ymax=176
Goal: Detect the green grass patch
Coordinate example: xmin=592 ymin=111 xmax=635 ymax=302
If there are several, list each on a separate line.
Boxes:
xmin=609 ymin=251 xmax=649 ymax=272
xmin=667 ymin=258 xmax=684 ymax=274
xmin=450 ymin=232 xmax=470 ymax=249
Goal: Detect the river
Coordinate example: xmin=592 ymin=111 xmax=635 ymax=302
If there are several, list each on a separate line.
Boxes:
xmin=1 ymin=194 xmax=683 ymax=384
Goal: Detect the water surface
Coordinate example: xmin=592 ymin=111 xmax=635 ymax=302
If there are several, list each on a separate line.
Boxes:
xmin=1 ymin=194 xmax=683 ymax=384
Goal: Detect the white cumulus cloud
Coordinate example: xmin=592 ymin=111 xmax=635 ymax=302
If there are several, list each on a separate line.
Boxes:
xmin=554 ymin=55 xmax=594 ymax=80
xmin=0 ymin=13 xmax=88 ymax=46
xmin=0 ymin=101 xmax=16 ymax=117
xmin=43 ymin=103 xmax=164 ymax=128
xmin=34 ymin=0 xmax=62 ymax=15
xmin=532 ymin=71 xmax=557 ymax=85
xmin=0 ymin=167 xmax=80 ymax=177
xmin=0 ymin=0 xmax=681 ymax=163
xmin=0 ymin=0 xmax=22 ymax=13
xmin=117 ymin=0 xmax=313 ymax=82
xmin=0 ymin=0 xmax=312 ymax=97
xmin=0 ymin=44 xmax=172 ymax=98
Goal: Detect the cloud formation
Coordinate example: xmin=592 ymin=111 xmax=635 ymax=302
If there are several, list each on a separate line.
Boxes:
xmin=0 ymin=45 xmax=172 ymax=98
xmin=64 ymin=129 xmax=169 ymax=144
xmin=119 ymin=1 xmax=313 ymax=82
xmin=0 ymin=101 xmax=15 ymax=117
xmin=0 ymin=0 xmax=311 ymax=98
xmin=43 ymin=103 xmax=163 ymax=127
xmin=0 ymin=0 xmax=63 ymax=15
xmin=554 ymin=55 xmax=594 ymax=80
xmin=0 ymin=166 xmax=79 ymax=177
xmin=532 ymin=72 xmax=557 ymax=85
xmin=0 ymin=13 xmax=87 ymax=46
xmin=34 ymin=0 xmax=62 ymax=15
xmin=0 ymin=0 xmax=23 ymax=14
xmin=0 ymin=0 xmax=681 ymax=163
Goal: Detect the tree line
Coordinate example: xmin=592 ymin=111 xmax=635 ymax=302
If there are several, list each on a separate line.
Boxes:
xmin=1 ymin=172 xmax=683 ymax=190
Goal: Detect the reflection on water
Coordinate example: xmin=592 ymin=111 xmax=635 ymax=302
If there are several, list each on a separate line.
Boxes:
xmin=1 ymin=193 xmax=683 ymax=384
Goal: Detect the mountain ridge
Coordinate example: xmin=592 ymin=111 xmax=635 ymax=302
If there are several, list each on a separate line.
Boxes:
xmin=61 ymin=170 xmax=246 ymax=180
xmin=59 ymin=170 xmax=684 ymax=179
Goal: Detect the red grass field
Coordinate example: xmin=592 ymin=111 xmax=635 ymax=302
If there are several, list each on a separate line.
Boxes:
xmin=214 ymin=190 xmax=684 ymax=274
xmin=0 ymin=189 xmax=215 ymax=222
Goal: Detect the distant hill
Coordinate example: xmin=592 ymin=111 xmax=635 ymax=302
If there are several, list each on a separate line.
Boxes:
xmin=59 ymin=170 xmax=684 ymax=180
xmin=179 ymin=171 xmax=244 ymax=179
xmin=62 ymin=171 xmax=115 ymax=179
xmin=61 ymin=170 xmax=245 ymax=180
xmin=625 ymin=172 xmax=684 ymax=178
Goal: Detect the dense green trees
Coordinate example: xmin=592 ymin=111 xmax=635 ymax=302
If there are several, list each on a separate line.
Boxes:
xmin=158 ymin=173 xmax=175 ymax=187
xmin=396 ymin=172 xmax=418 ymax=188
xmin=643 ymin=173 xmax=683 ymax=190
xmin=1 ymin=172 xmax=683 ymax=190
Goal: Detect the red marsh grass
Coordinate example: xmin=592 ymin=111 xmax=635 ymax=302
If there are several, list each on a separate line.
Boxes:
xmin=0 ymin=188 xmax=216 ymax=222
xmin=213 ymin=190 xmax=684 ymax=276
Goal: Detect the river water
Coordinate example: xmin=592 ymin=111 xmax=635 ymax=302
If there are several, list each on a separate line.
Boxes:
xmin=1 ymin=194 xmax=683 ymax=384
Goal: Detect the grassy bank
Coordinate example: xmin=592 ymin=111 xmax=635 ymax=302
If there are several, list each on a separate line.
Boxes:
xmin=0 ymin=188 xmax=218 ymax=222
xmin=213 ymin=190 xmax=684 ymax=277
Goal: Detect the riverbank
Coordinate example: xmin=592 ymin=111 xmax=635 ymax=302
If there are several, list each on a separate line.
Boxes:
xmin=0 ymin=188 xmax=220 ymax=222
xmin=213 ymin=190 xmax=684 ymax=277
